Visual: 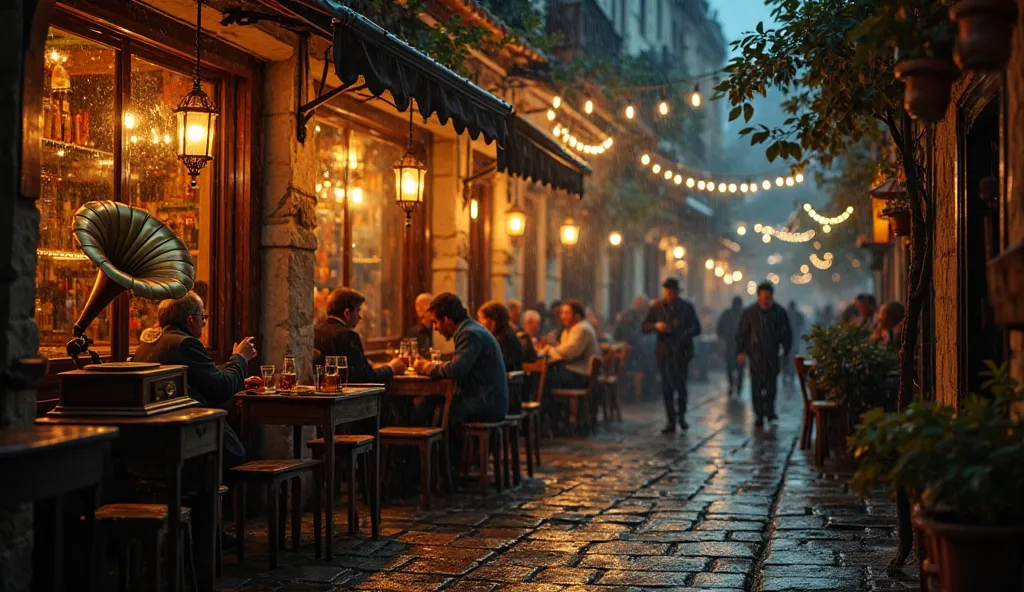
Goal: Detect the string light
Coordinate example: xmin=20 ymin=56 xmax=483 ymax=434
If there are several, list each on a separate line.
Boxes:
xmin=737 ymin=225 xmax=747 ymax=236
xmin=705 ymin=258 xmax=715 ymax=270
xmin=732 ymin=270 xmax=743 ymax=281
xmin=767 ymin=272 xmax=781 ymax=285
xmin=547 ymin=109 xmax=556 ymax=121
xmin=762 ymin=180 xmax=771 ymax=190
xmin=760 ymin=225 xmax=816 ymax=243
xmin=762 ymin=234 xmax=771 ymax=243
xmin=552 ymin=96 xmax=561 ymax=109
xmin=652 ymin=164 xmax=662 ymax=174
xmin=690 ymin=85 xmax=703 ymax=108
xmin=658 ymin=98 xmax=670 ymax=115
xmin=636 ymin=154 xmax=805 ymax=195
xmin=686 ymin=178 xmax=695 ymax=188
xmin=584 ymin=99 xmax=594 ymax=114
xmin=552 ymin=123 xmax=612 ymax=155
xmin=809 ymin=253 xmax=833 ymax=270
xmin=804 ymin=203 xmax=854 ymax=225
xmin=832 ymin=273 xmax=841 ymax=282
xmin=625 ymin=105 xmax=635 ymax=119
xmin=641 ymin=153 xmax=651 ymax=165
xmin=791 ymin=272 xmax=812 ymax=285
xmin=785 ymin=176 xmax=795 ymax=186
xmin=720 ymin=238 xmax=741 ymax=252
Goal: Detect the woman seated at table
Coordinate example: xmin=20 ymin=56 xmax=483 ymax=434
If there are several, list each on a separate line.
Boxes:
xmin=477 ymin=300 xmax=536 ymax=373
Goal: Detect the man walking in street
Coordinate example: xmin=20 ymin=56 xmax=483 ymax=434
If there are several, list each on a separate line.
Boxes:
xmin=736 ymin=282 xmax=792 ymax=428
xmin=716 ymin=297 xmax=745 ymax=396
xmin=643 ymin=278 xmax=702 ymax=433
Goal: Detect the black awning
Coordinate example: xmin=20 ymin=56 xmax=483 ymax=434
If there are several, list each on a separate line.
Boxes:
xmin=307 ymin=0 xmax=511 ymax=147
xmin=497 ymin=115 xmax=592 ymax=197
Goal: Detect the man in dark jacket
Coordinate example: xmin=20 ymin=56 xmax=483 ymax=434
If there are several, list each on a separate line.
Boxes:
xmin=735 ymin=282 xmax=792 ymax=428
xmin=404 ymin=292 xmax=434 ymax=356
xmin=133 ymin=291 xmax=258 ymax=471
xmin=716 ymin=297 xmax=745 ymax=396
xmin=642 ymin=278 xmax=702 ymax=433
xmin=315 ymin=288 xmax=407 ymax=383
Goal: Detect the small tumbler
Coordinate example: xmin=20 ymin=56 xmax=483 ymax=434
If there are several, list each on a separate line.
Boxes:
xmin=260 ymin=365 xmax=276 ymax=393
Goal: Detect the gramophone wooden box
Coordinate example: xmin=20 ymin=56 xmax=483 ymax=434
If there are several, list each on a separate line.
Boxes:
xmin=51 ymin=362 xmax=197 ymax=417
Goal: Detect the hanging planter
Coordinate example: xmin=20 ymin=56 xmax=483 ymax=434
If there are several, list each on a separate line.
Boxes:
xmin=894 ymin=58 xmax=960 ymax=122
xmin=882 ymin=206 xmax=912 ymax=236
xmin=949 ymin=0 xmax=1019 ymax=71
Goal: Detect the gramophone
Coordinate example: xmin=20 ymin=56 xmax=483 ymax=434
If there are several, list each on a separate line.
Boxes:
xmin=52 ymin=200 xmax=199 ymax=417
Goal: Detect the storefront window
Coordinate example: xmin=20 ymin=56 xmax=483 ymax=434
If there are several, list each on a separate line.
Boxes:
xmin=127 ymin=58 xmax=214 ymax=346
xmin=314 ymin=119 xmax=404 ymax=342
xmin=36 ymin=27 xmax=116 ymax=358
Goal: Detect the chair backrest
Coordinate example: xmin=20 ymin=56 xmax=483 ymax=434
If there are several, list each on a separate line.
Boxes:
xmin=601 ymin=347 xmax=618 ymax=377
xmin=585 ymin=355 xmax=604 ymax=395
xmin=794 ymin=355 xmax=810 ymax=405
xmin=522 ymin=359 xmax=548 ymax=403
xmin=507 ymin=370 xmax=525 ymax=410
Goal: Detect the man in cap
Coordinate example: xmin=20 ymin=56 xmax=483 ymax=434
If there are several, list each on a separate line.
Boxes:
xmin=642 ymin=277 xmax=702 ymax=432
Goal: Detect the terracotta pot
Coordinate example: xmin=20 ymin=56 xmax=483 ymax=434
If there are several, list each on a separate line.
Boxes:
xmin=914 ymin=511 xmax=1024 ymax=591
xmin=882 ymin=207 xmax=912 ymax=236
xmin=894 ymin=58 xmax=960 ymax=122
xmin=950 ymin=0 xmax=1019 ymax=71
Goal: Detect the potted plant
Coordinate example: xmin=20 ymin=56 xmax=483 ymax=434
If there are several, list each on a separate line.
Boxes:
xmin=888 ymin=2 xmax=961 ymax=122
xmin=804 ymin=324 xmax=899 ymax=439
xmin=949 ymin=0 xmax=1019 ymax=71
xmin=882 ymin=190 xmax=912 ymax=236
xmin=849 ymin=361 xmax=1024 ymax=591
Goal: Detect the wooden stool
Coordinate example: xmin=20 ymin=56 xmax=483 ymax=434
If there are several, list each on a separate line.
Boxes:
xmin=501 ymin=414 xmax=524 ymax=488
xmin=307 ymin=434 xmax=374 ymax=533
xmin=598 ymin=344 xmax=630 ymax=422
xmin=231 ymin=459 xmax=322 ymax=569
xmin=216 ymin=484 xmax=227 ymax=578
xmin=461 ymin=422 xmax=505 ymax=497
xmin=550 ymin=356 xmax=603 ymax=436
xmin=96 ymin=503 xmax=193 ymax=592
xmin=811 ymin=400 xmax=842 ymax=466
xmin=378 ymin=427 xmax=445 ymax=510
xmin=521 ymin=359 xmax=548 ymax=477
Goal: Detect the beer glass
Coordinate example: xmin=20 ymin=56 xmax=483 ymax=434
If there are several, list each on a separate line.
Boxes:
xmin=337 ymin=356 xmax=348 ymax=389
xmin=313 ymin=365 xmax=325 ymax=392
xmin=260 ymin=365 xmax=276 ymax=393
xmin=280 ymin=356 xmax=297 ymax=391
xmin=323 ymin=356 xmax=339 ymax=392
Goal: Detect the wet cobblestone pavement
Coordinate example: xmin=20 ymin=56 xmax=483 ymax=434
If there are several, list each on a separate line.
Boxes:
xmin=218 ymin=376 xmax=920 ymax=591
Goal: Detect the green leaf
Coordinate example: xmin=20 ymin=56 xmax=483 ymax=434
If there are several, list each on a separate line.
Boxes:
xmin=729 ymin=105 xmax=743 ymax=121
xmin=743 ymin=103 xmax=754 ymax=122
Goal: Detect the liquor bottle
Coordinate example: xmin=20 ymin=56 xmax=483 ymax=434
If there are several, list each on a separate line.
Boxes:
xmin=80 ymin=110 xmax=89 ymax=145
xmin=42 ymin=98 xmax=52 ymax=140
xmin=73 ymin=112 xmax=83 ymax=145
xmin=61 ymin=95 xmax=71 ymax=143
xmin=50 ymin=94 xmax=61 ymax=140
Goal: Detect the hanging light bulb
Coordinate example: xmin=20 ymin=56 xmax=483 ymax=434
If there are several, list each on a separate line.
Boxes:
xmin=718 ymin=182 xmax=727 ymax=193
xmin=686 ymin=178 xmax=695 ymax=188
xmin=762 ymin=234 xmax=771 ymax=243
xmin=552 ymin=96 xmax=562 ymax=109
xmin=785 ymin=176 xmax=795 ymax=186
xmin=658 ymin=98 xmax=670 ymax=116
xmin=732 ymin=270 xmax=742 ymax=281
xmin=749 ymin=181 xmax=758 ymax=193
xmin=697 ymin=180 xmax=706 ymax=190
xmin=796 ymin=173 xmax=805 ymax=183
xmin=664 ymin=170 xmax=673 ymax=180
xmin=762 ymin=180 xmax=771 ymax=190
xmin=640 ymin=153 xmax=651 ymax=165
xmin=584 ymin=99 xmax=594 ymax=114
xmin=652 ymin=164 xmax=662 ymax=174
xmin=714 ymin=266 xmax=725 ymax=277
xmin=674 ymin=175 xmax=682 ymax=185
xmin=705 ymin=258 xmax=715 ymax=270
xmin=546 ymin=109 xmax=556 ymax=121
xmin=775 ymin=177 xmax=784 ymax=187
xmin=740 ymin=183 xmax=749 ymax=193
xmin=690 ymin=84 xmax=703 ymax=108
xmin=470 ymin=198 xmax=479 ymax=220
xmin=737 ymin=225 xmax=747 ymax=236
xmin=673 ymin=246 xmax=685 ymax=259
xmin=728 ymin=183 xmax=738 ymax=193
xmin=609 ymin=231 xmax=623 ymax=246
xmin=625 ymin=105 xmax=635 ymax=119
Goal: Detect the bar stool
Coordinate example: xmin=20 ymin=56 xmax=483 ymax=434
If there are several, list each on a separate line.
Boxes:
xmin=598 ymin=344 xmax=629 ymax=422
xmin=461 ymin=421 xmax=505 ymax=497
xmin=550 ymin=356 xmax=603 ymax=436
xmin=521 ymin=359 xmax=548 ymax=477
xmin=379 ymin=426 xmax=445 ymax=510
xmin=502 ymin=371 xmax=526 ymax=488
xmin=231 ymin=459 xmax=322 ymax=569
xmin=812 ymin=400 xmax=842 ymax=466
xmin=95 ymin=503 xmax=194 ymax=591
xmin=307 ymin=434 xmax=374 ymax=533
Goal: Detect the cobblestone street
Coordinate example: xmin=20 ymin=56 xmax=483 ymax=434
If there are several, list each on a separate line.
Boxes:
xmin=219 ymin=377 xmax=920 ymax=592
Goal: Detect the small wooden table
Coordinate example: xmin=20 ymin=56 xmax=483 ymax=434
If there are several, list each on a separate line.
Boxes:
xmin=38 ymin=408 xmax=224 ymax=592
xmin=235 ymin=386 xmax=385 ymax=559
xmin=385 ymin=375 xmax=457 ymax=491
xmin=0 ymin=425 xmax=118 ymax=592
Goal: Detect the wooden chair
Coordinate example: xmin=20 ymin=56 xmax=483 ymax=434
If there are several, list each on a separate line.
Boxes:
xmin=501 ymin=371 xmax=526 ymax=488
xmin=812 ymin=399 xmax=842 ymax=467
xmin=598 ymin=343 xmax=629 ymax=421
xmin=95 ymin=503 xmax=193 ymax=591
xmin=231 ymin=459 xmax=322 ymax=569
xmin=306 ymin=434 xmax=374 ymax=533
xmin=378 ymin=426 xmax=444 ymax=510
xmin=521 ymin=359 xmax=547 ymax=477
xmin=461 ymin=420 xmax=505 ymax=497
xmin=794 ymin=355 xmax=815 ymax=450
xmin=550 ymin=356 xmax=603 ymax=436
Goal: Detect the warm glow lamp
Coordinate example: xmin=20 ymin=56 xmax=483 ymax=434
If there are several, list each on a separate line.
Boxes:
xmin=174 ymin=0 xmax=217 ymax=188
xmin=608 ymin=231 xmax=623 ymax=247
xmin=394 ymin=106 xmax=427 ymax=227
xmin=507 ymin=204 xmax=526 ymax=239
xmin=560 ymin=218 xmax=580 ymax=247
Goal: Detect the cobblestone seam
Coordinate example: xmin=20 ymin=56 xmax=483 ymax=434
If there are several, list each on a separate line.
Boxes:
xmin=749 ymin=433 xmax=800 ymax=592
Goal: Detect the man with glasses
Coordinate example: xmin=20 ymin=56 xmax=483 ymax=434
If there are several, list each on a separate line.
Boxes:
xmin=133 ymin=291 xmax=259 ymax=470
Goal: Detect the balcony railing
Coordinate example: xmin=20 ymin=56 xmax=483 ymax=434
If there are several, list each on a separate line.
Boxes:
xmin=546 ymin=0 xmax=622 ymax=62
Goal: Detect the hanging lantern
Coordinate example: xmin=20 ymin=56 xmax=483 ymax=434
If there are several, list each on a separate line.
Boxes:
xmin=506 ymin=204 xmax=526 ymax=239
xmin=175 ymin=0 xmax=218 ymax=188
xmin=560 ymin=218 xmax=580 ymax=247
xmin=393 ymin=105 xmax=427 ymax=228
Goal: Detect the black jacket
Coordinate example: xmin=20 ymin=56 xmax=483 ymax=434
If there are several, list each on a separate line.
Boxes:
xmin=716 ymin=306 xmax=744 ymax=355
xmin=642 ymin=298 xmax=702 ymax=360
xmin=735 ymin=303 xmax=793 ymax=369
xmin=430 ymin=319 xmax=508 ymax=424
xmin=405 ymin=322 xmax=433 ymax=356
xmin=314 ymin=317 xmax=393 ymax=384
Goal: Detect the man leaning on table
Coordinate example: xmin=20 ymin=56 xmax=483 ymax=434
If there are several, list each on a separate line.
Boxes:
xmin=315 ymin=287 xmax=407 ymax=383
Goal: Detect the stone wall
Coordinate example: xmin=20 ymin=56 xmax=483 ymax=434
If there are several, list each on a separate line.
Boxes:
xmin=1006 ymin=0 xmax=1024 ymax=384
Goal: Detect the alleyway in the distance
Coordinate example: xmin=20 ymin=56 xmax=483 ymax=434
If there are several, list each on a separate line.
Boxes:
xmin=220 ymin=377 xmax=919 ymax=592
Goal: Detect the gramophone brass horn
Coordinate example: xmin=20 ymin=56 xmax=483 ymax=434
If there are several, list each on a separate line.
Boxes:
xmin=71 ymin=200 xmax=196 ymax=337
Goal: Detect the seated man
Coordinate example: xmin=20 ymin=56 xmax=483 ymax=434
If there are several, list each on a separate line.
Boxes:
xmin=521 ymin=309 xmax=542 ymax=347
xmin=405 ymin=292 xmax=434 ymax=356
xmin=538 ymin=299 xmax=599 ymax=390
xmin=507 ymin=299 xmax=523 ymax=331
xmin=133 ymin=291 xmax=257 ymax=471
xmin=414 ymin=292 xmax=508 ymax=435
xmin=315 ymin=287 xmax=407 ymax=382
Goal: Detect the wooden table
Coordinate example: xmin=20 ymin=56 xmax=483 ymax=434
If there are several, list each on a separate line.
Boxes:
xmin=385 ymin=374 xmax=457 ymax=491
xmin=38 ymin=408 xmax=225 ymax=592
xmin=0 ymin=425 xmax=118 ymax=592
xmin=235 ymin=386 xmax=385 ymax=559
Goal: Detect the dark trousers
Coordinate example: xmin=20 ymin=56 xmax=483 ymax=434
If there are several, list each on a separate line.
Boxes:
xmin=725 ymin=350 xmax=744 ymax=394
xmin=659 ymin=355 xmax=691 ymax=424
xmin=749 ymin=363 xmax=779 ymax=419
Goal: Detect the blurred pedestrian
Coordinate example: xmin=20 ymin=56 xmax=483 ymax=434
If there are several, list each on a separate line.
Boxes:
xmin=873 ymin=301 xmax=905 ymax=349
xmin=508 ymin=299 xmax=523 ymax=330
xmin=818 ymin=303 xmax=836 ymax=326
xmin=716 ymin=297 xmax=744 ymax=396
xmin=614 ymin=296 xmax=656 ymax=400
xmin=643 ymin=278 xmax=702 ymax=432
xmin=736 ymin=283 xmax=792 ymax=428
xmin=781 ymin=300 xmax=806 ymax=386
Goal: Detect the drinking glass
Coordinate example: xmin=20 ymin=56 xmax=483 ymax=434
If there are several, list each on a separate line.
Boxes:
xmin=280 ymin=356 xmax=297 ymax=391
xmin=337 ymin=356 xmax=348 ymax=389
xmin=323 ymin=356 xmax=339 ymax=392
xmin=313 ymin=365 xmax=325 ymax=392
xmin=430 ymin=348 xmax=442 ymax=365
xmin=260 ymin=365 xmax=276 ymax=393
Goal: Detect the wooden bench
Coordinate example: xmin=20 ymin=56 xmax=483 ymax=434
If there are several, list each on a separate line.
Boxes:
xmin=230 ymin=459 xmax=322 ymax=569
xmin=95 ymin=503 xmax=193 ymax=591
xmin=378 ymin=426 xmax=444 ymax=510
xmin=521 ymin=359 xmax=548 ymax=477
xmin=307 ymin=434 xmax=374 ymax=534
xmin=550 ymin=356 xmax=603 ymax=436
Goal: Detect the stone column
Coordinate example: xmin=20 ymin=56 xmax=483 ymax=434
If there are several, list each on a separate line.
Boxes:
xmin=259 ymin=55 xmax=318 ymax=459
xmin=595 ymin=237 xmax=611 ymax=320
xmin=490 ymin=172 xmax=512 ymax=303
xmin=534 ymin=192 xmax=549 ymax=305
xmin=430 ymin=136 xmax=469 ymax=352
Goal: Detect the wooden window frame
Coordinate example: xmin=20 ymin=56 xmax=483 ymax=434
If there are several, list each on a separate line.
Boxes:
xmin=33 ymin=3 xmax=260 ymax=408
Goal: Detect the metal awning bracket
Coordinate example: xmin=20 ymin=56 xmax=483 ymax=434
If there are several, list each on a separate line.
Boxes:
xmin=296 ymin=34 xmax=348 ymax=143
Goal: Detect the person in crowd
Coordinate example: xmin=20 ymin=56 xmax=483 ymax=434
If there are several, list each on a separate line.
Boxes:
xmin=781 ymin=300 xmax=807 ymax=386
xmin=587 ymin=308 xmax=612 ymax=345
xmin=507 ymin=299 xmax=523 ymax=330
xmin=478 ymin=300 xmax=535 ymax=372
xmin=818 ymin=303 xmax=836 ymax=327
xmin=414 ymin=293 xmax=509 ymax=468
xmin=538 ymin=299 xmax=600 ymax=390
xmin=522 ymin=310 xmax=543 ymax=347
xmin=405 ymin=292 xmax=434 ymax=356
xmin=133 ymin=291 xmax=258 ymax=471
xmin=643 ymin=278 xmax=702 ymax=432
xmin=545 ymin=299 xmax=564 ymax=344
xmin=736 ymin=282 xmax=792 ymax=428
xmin=533 ymin=301 xmax=548 ymax=332
xmin=716 ymin=297 xmax=745 ymax=396
xmin=852 ymin=293 xmax=878 ymax=327
xmin=315 ymin=288 xmax=407 ymax=382
xmin=873 ymin=301 xmax=906 ymax=349
xmin=614 ymin=296 xmax=654 ymax=397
